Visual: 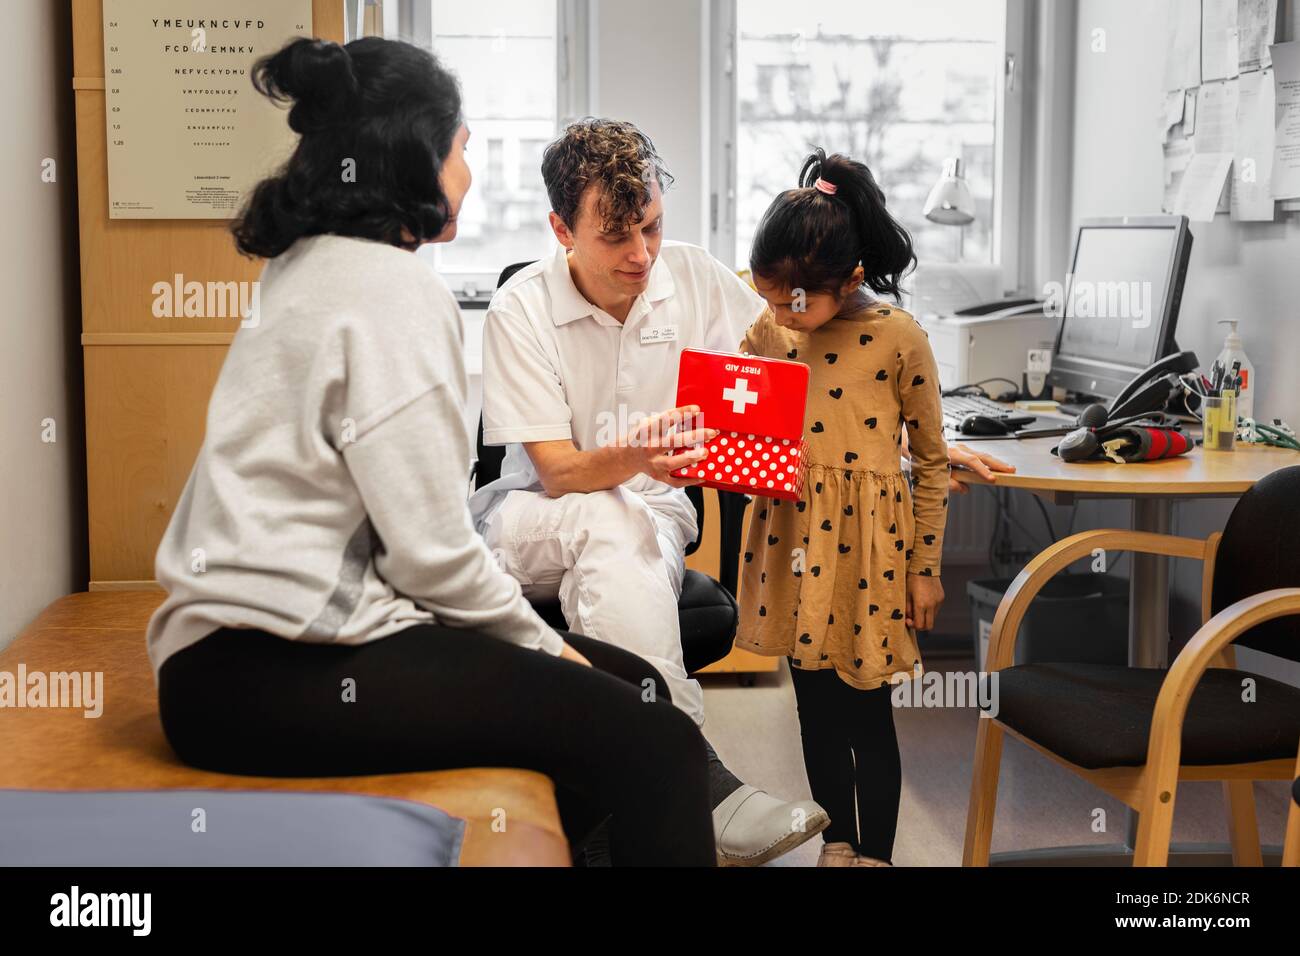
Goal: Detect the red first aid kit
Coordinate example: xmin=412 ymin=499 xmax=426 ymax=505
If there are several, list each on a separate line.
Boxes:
xmin=670 ymin=348 xmax=810 ymax=500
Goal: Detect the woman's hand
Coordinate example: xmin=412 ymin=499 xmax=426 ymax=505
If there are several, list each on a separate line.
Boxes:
xmin=946 ymin=443 xmax=1015 ymax=494
xmin=559 ymin=642 xmax=593 ymax=667
xmin=905 ymin=573 xmax=945 ymax=631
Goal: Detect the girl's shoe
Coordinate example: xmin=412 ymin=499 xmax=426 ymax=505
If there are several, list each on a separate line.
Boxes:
xmin=816 ymin=842 xmax=858 ymax=867
xmin=852 ymin=854 xmax=892 ymax=866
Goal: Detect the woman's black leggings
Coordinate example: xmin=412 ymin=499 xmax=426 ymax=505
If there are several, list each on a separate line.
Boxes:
xmin=158 ymin=624 xmax=716 ymax=866
xmin=788 ymin=664 xmax=901 ymax=862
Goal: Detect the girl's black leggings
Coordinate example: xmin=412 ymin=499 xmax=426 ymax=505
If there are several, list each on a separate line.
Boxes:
xmin=788 ymin=663 xmax=901 ymax=862
xmin=158 ymin=623 xmax=716 ymax=866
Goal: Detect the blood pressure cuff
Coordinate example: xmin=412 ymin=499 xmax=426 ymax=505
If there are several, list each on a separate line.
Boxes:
xmin=1108 ymin=425 xmax=1193 ymax=462
xmin=1053 ymin=423 xmax=1192 ymax=463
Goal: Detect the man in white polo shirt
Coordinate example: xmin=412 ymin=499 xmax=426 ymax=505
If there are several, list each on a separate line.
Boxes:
xmin=468 ymin=119 xmax=827 ymax=866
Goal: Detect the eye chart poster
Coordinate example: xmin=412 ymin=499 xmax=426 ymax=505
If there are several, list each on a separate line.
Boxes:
xmin=102 ymin=0 xmax=313 ymax=218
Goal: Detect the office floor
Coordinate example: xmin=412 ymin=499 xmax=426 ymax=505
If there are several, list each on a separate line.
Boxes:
xmin=701 ymin=651 xmax=1295 ymax=867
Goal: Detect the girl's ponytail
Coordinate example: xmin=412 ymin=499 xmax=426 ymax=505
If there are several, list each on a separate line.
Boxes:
xmin=802 ymin=149 xmax=915 ymax=300
xmin=751 ymin=147 xmax=916 ymax=302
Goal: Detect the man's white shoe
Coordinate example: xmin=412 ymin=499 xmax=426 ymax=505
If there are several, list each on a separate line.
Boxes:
xmin=712 ymin=785 xmax=829 ymax=866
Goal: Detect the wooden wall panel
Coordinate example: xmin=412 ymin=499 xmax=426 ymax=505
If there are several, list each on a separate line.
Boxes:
xmin=74 ymin=1 xmax=343 ymax=584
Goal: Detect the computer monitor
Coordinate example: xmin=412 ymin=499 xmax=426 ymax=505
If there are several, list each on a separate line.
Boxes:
xmin=1050 ymin=215 xmax=1192 ymax=402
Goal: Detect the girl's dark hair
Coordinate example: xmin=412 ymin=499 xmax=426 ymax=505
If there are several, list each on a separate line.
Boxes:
xmin=232 ymin=37 xmax=462 ymax=258
xmin=749 ymin=148 xmax=916 ymax=301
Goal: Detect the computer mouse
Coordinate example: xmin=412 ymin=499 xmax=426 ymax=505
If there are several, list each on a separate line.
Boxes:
xmin=958 ymin=414 xmax=1012 ymax=436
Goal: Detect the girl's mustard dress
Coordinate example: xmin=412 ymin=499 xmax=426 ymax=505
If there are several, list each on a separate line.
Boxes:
xmin=734 ymin=300 xmax=950 ymax=690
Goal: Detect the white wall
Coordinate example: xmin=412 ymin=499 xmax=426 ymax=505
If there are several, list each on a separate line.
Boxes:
xmin=0 ymin=2 xmax=86 ymax=647
xmin=1070 ymin=0 xmax=1300 ymax=680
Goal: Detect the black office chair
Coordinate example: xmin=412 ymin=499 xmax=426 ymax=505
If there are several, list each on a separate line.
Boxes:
xmin=964 ymin=464 xmax=1300 ymax=867
xmin=473 ymin=261 xmax=750 ymax=674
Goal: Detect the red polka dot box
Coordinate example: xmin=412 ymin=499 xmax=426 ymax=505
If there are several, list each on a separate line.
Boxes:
xmin=670 ymin=348 xmax=810 ymax=501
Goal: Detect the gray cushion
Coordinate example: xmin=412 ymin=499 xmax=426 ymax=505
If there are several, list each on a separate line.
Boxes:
xmin=0 ymin=789 xmax=465 ymax=866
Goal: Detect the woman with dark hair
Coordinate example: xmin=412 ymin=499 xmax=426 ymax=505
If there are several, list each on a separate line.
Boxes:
xmin=147 ymin=37 xmax=715 ymax=867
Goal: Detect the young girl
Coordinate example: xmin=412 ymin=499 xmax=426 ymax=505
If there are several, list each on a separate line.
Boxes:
xmin=736 ymin=149 xmax=949 ymax=867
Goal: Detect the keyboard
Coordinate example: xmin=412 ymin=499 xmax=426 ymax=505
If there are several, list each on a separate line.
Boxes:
xmin=941 ymin=393 xmax=1027 ymax=432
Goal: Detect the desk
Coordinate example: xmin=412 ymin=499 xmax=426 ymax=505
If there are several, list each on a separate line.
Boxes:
xmin=951 ymin=435 xmax=1299 ymax=866
xmin=951 ymin=436 xmax=1299 ymax=669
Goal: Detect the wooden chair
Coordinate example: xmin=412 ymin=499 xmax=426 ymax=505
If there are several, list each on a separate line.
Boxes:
xmin=964 ymin=465 xmax=1300 ymax=867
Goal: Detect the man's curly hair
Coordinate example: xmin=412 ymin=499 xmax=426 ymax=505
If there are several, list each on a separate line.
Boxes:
xmin=541 ymin=118 xmax=674 ymax=231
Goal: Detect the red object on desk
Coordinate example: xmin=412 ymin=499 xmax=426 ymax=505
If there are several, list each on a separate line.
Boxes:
xmin=670 ymin=348 xmax=810 ymax=500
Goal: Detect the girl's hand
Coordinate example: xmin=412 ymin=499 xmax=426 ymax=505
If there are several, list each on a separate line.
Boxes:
xmin=947 ymin=443 xmax=1015 ymax=494
xmin=559 ymin=642 xmax=593 ymax=667
xmin=905 ymin=573 xmax=945 ymax=631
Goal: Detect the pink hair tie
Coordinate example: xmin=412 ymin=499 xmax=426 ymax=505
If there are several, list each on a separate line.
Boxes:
xmin=813 ymin=177 xmax=838 ymax=196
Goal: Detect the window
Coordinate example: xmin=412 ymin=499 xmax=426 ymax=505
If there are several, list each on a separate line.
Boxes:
xmin=397 ymin=1 xmax=589 ymax=300
xmin=723 ymin=0 xmax=1014 ymax=279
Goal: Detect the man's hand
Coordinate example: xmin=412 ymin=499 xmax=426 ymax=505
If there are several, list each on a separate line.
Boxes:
xmin=905 ymin=573 xmax=944 ymax=631
xmin=621 ymin=404 xmax=719 ymax=488
xmin=947 ymin=443 xmax=1015 ymax=494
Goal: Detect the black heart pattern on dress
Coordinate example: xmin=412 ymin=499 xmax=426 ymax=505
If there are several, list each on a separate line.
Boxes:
xmin=923 ymin=534 xmax=935 ymax=545
xmin=811 ymin=421 xmax=824 ymax=433
xmin=838 ymin=544 xmax=851 ymax=554
xmin=891 ymin=609 xmax=904 ymax=620
xmin=767 ymin=535 xmax=778 ymax=545
xmin=865 ymin=417 xmax=877 ymax=428
xmin=787 ymin=348 xmax=798 ymax=358
xmin=810 ymin=566 xmax=821 ymax=577
xmin=854 ymin=658 xmax=863 ymax=668
xmin=844 ymin=505 xmax=854 ymax=516
xmin=859 ymin=334 xmax=873 ymax=345
xmin=820 ymin=519 xmax=832 ymax=531
xmin=759 ymin=606 xmax=766 ymax=616
xmin=875 ymin=370 xmax=888 ymax=381
xmin=829 ymin=387 xmax=843 ymax=399
xmin=911 ymin=375 xmax=926 ymax=387
xmin=869 ymin=604 xmax=879 ymax=615
xmin=798 ymin=633 xmax=812 ymax=644
xmin=883 ymin=569 xmax=895 ymax=581
xmin=858 ymin=578 xmax=868 ymax=589
xmin=825 ymin=353 xmax=838 ymax=364
xmin=844 ymin=451 xmax=858 ymax=464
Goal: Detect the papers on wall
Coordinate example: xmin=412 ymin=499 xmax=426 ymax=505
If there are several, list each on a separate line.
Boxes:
xmin=1201 ymin=0 xmax=1240 ymax=83
xmin=1231 ymin=69 xmax=1276 ymax=220
xmin=1175 ymin=153 xmax=1234 ymax=220
xmin=1164 ymin=89 xmax=1187 ymax=133
xmin=1158 ymin=6 xmax=1297 ymax=218
xmin=1165 ymin=0 xmax=1202 ymax=91
xmin=1237 ymin=0 xmax=1277 ymax=72
xmin=1163 ymin=138 xmax=1195 ymax=213
xmin=1183 ymin=89 xmax=1199 ymax=134
xmin=1196 ymin=79 xmax=1241 ymax=153
xmin=1272 ymin=42 xmax=1300 ymax=200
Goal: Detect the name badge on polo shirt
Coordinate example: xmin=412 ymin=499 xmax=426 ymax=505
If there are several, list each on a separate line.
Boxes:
xmin=639 ymin=325 xmax=678 ymax=345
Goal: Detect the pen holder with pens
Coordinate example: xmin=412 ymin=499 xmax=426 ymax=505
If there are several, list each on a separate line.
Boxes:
xmin=1203 ymin=392 xmax=1237 ymax=451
